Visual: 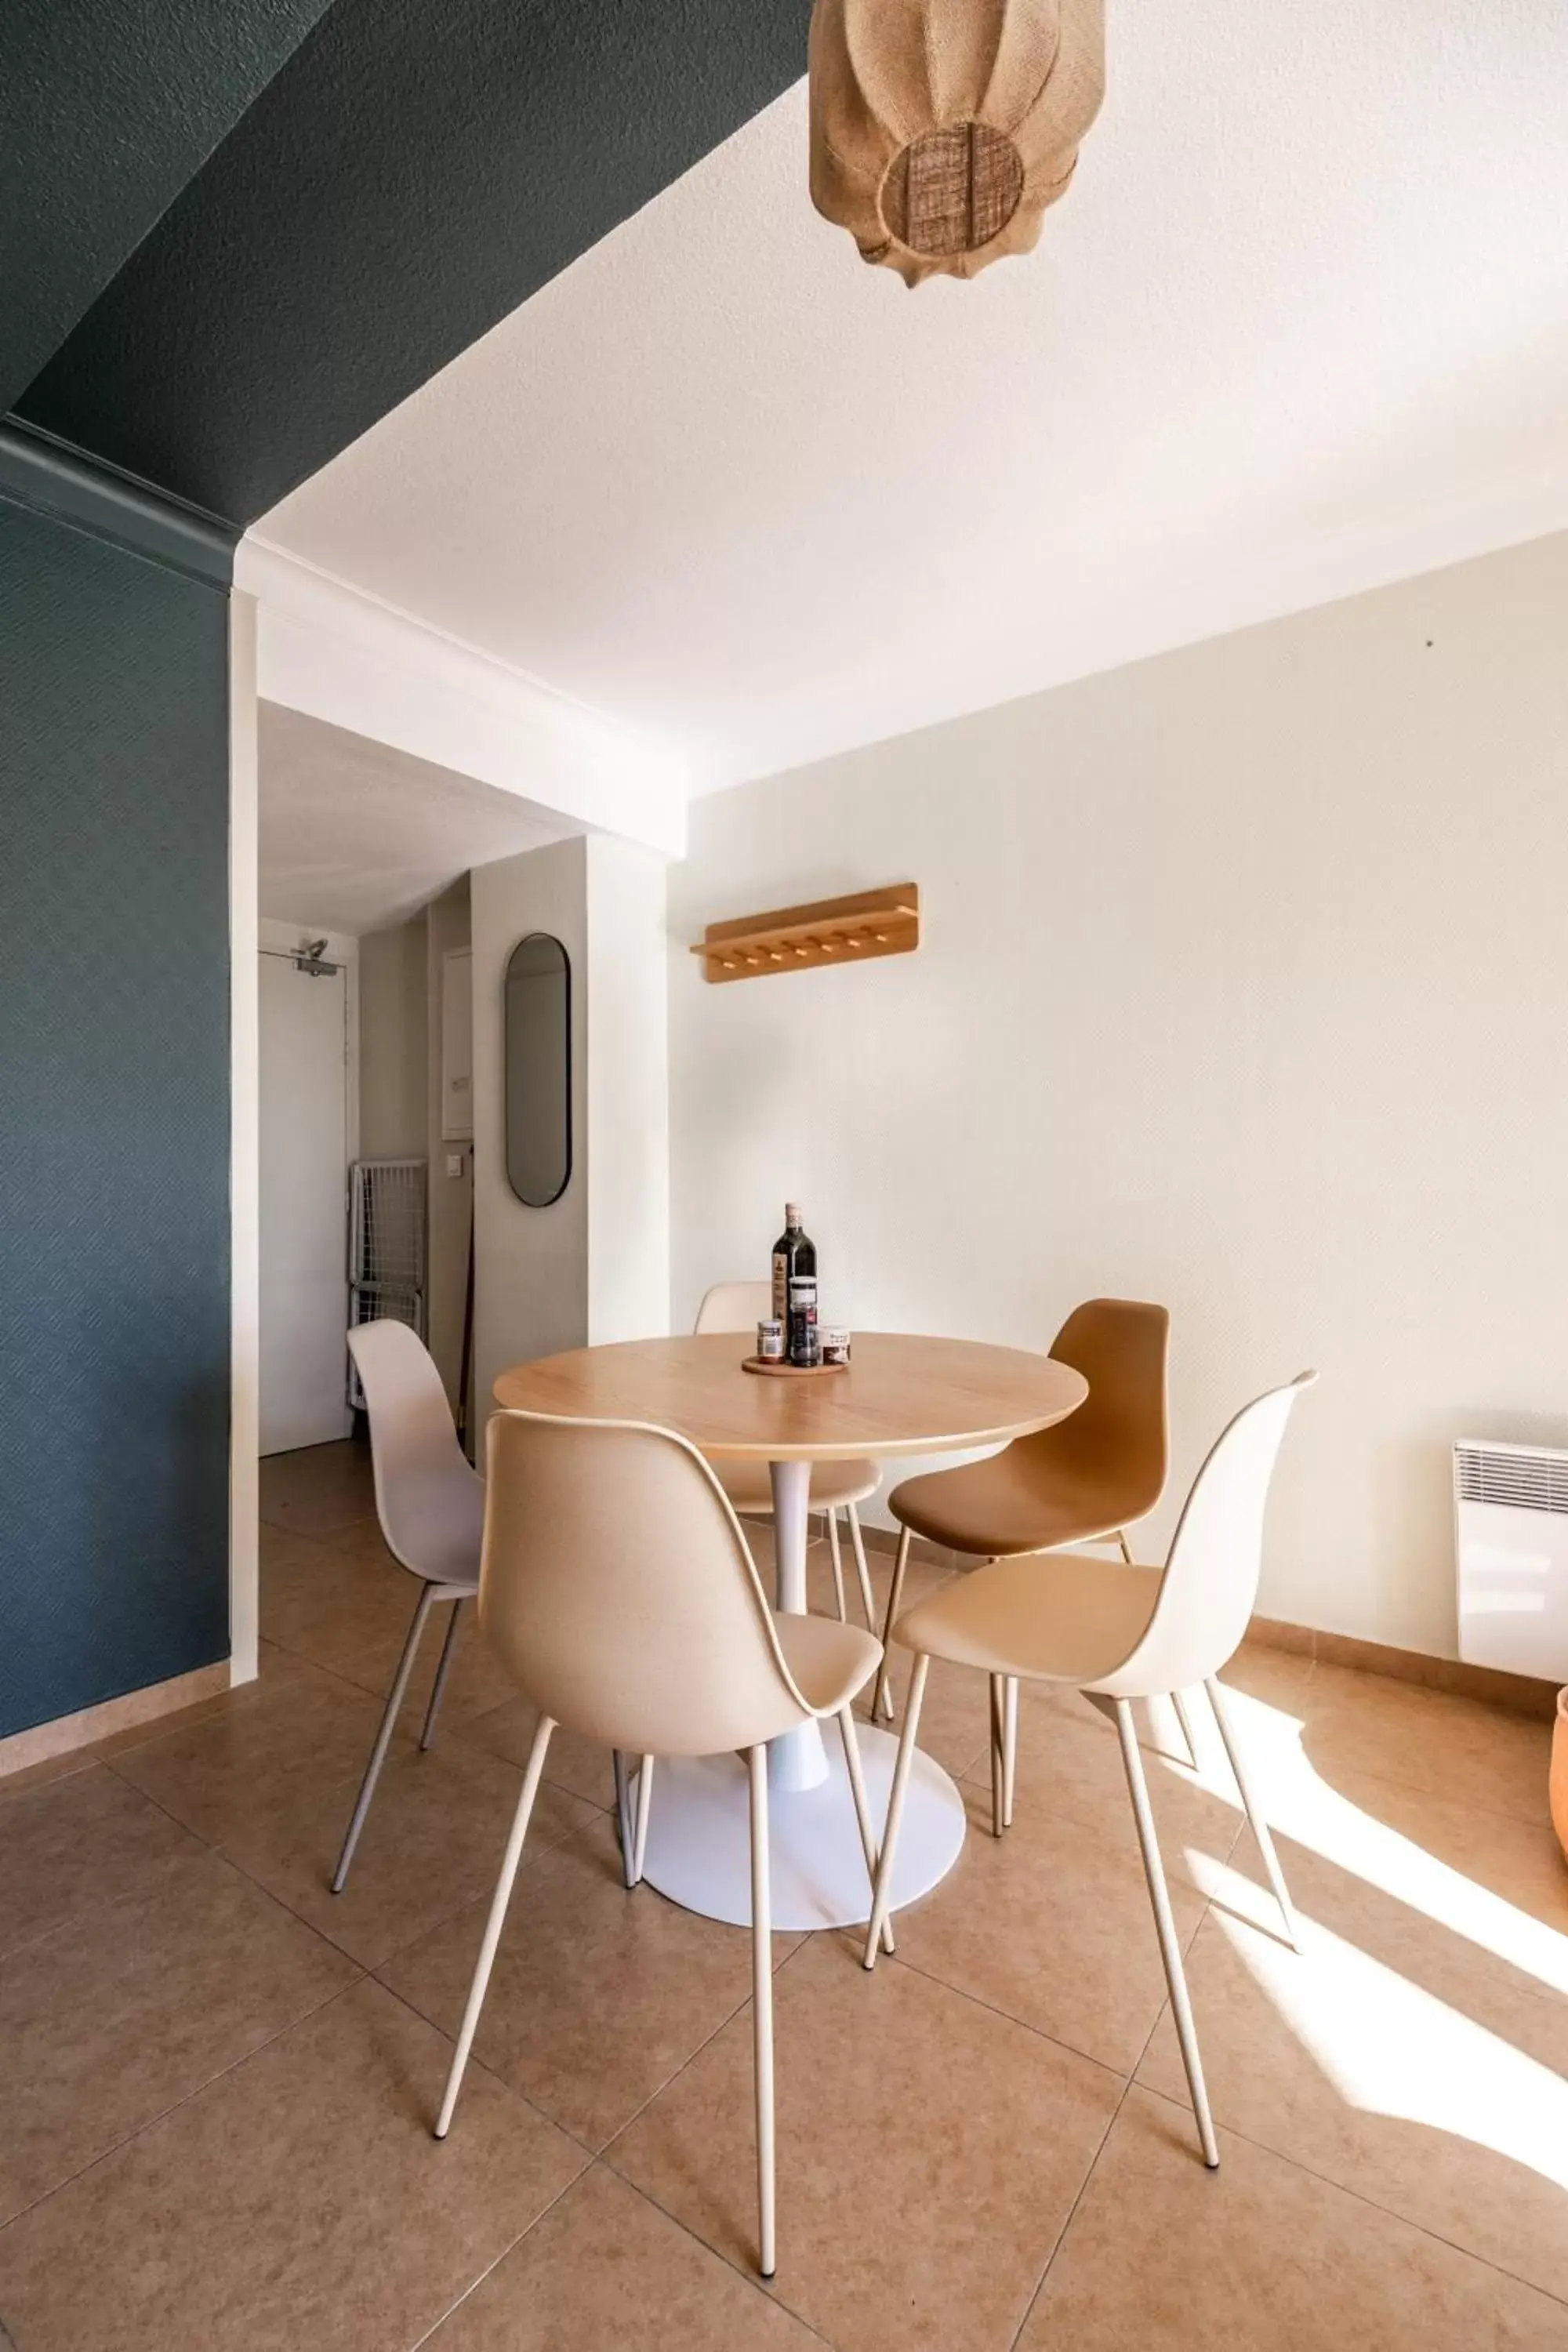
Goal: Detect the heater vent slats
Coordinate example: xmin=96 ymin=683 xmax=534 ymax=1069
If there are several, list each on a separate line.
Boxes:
xmin=1454 ymin=1443 xmax=1568 ymax=1515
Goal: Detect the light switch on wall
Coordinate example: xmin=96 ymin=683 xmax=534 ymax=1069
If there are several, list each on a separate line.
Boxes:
xmin=445 ymin=1152 xmax=466 ymax=1180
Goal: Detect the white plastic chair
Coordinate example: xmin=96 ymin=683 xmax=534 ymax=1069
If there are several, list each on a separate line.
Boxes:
xmin=332 ymin=1319 xmax=485 ymax=1891
xmin=864 ymin=1372 xmax=1316 ymax=2168
xmin=434 ymin=1408 xmax=884 ymax=2279
xmin=695 ymin=1280 xmax=880 ymax=1629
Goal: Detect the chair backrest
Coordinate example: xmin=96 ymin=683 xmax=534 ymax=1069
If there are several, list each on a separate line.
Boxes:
xmin=480 ymin=1410 xmax=818 ymax=1755
xmin=347 ymin=1319 xmax=484 ymax=1581
xmin=1015 ymin=1298 xmax=1171 ymax=1522
xmin=1097 ymin=1371 xmax=1316 ymax=1699
xmin=694 ymin=1279 xmax=772 ymax=1336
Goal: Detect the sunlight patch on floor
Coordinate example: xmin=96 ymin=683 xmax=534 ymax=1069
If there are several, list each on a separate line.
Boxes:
xmin=1199 ymin=1867 xmax=1568 ymax=2194
xmin=1177 ymin=1686 xmax=1568 ymax=1998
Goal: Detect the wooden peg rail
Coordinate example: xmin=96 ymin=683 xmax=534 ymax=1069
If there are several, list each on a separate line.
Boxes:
xmin=690 ymin=884 xmax=920 ymax=983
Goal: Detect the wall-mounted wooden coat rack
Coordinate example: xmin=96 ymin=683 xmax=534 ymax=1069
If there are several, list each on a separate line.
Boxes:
xmin=691 ymin=884 xmax=920 ymax=983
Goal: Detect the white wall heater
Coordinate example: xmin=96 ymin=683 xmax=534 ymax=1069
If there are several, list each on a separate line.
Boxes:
xmin=1454 ymin=1440 xmax=1568 ymax=1682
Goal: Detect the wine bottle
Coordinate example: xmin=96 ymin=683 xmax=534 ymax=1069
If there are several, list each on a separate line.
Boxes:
xmin=771 ymin=1203 xmax=819 ymax=1367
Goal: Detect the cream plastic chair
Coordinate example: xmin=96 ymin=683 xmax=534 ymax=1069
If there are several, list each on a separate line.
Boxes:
xmin=695 ymin=1279 xmax=880 ymax=1631
xmin=874 ymin=1298 xmax=1171 ymax=1824
xmin=434 ymin=1408 xmax=884 ymax=2279
xmin=865 ymin=1373 xmax=1315 ymax=2169
xmin=332 ymin=1320 xmax=485 ymax=1892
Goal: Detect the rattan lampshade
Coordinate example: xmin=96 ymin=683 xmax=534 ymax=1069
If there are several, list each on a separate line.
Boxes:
xmin=808 ymin=0 xmax=1104 ymax=285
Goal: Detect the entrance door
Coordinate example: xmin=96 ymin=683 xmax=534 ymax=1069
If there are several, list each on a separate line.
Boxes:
xmin=259 ymin=949 xmax=351 ymax=1454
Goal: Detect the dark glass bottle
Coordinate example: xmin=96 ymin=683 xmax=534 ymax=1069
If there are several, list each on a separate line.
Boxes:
xmin=772 ymin=1203 xmax=819 ymax=1367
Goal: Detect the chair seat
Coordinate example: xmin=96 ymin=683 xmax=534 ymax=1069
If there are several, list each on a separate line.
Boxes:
xmin=888 ymin=1455 xmax=1133 ymax=1557
xmin=716 ymin=1457 xmax=878 ymax=1514
xmin=893 ymin=1551 xmax=1163 ymax=1688
xmin=774 ymin=1611 xmax=883 ymax=1718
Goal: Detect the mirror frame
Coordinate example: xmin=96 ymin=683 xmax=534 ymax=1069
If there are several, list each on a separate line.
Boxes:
xmin=503 ymin=931 xmax=573 ymax=1207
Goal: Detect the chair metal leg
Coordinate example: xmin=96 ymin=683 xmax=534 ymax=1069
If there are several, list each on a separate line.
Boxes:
xmin=837 ymin=1704 xmax=894 ymax=1955
xmin=419 ymin=1599 xmax=465 ymax=1751
xmin=825 ymin=1508 xmax=848 ymax=1622
xmin=1113 ymin=1697 xmax=1219 ymax=2167
xmin=632 ymin=1754 xmax=655 ymax=1886
xmin=1116 ymin=1529 xmax=1135 ymax=1564
xmin=1002 ymin=1675 xmax=1019 ymax=1829
xmin=748 ymin=1744 xmax=776 ymax=2279
xmin=1206 ymin=1675 xmax=1301 ymax=1951
xmin=1170 ymin=1686 xmax=1200 ymax=1772
xmin=863 ymin=1651 xmax=929 ymax=1968
xmin=332 ymin=1580 xmax=437 ymax=1893
xmin=612 ymin=1748 xmax=636 ymax=1889
xmin=435 ymin=1713 xmax=554 ymax=2138
xmin=847 ymin=1504 xmax=877 ymax=1632
xmin=873 ymin=1526 xmax=912 ymax=1719
xmin=989 ymin=1673 xmax=1005 ymax=1838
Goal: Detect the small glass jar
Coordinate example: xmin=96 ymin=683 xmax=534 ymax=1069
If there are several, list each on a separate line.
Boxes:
xmin=820 ymin=1326 xmax=851 ymax=1367
xmin=756 ymin=1318 xmax=786 ymax=1361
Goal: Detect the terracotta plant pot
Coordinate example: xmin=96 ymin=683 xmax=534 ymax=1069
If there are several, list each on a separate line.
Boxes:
xmin=1553 ymin=1689 xmax=1568 ymax=1864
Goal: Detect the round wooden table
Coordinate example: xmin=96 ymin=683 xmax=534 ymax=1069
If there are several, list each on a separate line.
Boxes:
xmin=493 ymin=1331 xmax=1087 ymax=1929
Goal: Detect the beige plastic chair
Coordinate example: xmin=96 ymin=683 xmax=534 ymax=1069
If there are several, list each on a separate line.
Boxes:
xmin=695 ymin=1280 xmax=880 ymax=1631
xmin=864 ymin=1372 xmax=1315 ymax=2169
xmin=333 ymin=1319 xmax=485 ymax=1892
xmin=434 ymin=1407 xmax=884 ymax=2279
xmin=873 ymin=1298 xmax=1171 ymax=1791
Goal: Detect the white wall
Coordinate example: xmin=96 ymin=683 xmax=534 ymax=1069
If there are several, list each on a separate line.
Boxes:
xmin=473 ymin=838 xmax=592 ymax=1422
xmin=668 ymin=528 xmax=1568 ymax=1660
xmin=472 ymin=834 xmax=670 ymax=1429
xmin=358 ymin=917 xmax=428 ymax=1159
xmin=426 ymin=880 xmax=474 ymax=1414
xmin=586 ymin=833 xmax=671 ymax=1345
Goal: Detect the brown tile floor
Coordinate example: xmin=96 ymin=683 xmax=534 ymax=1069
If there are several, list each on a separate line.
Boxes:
xmin=1 ymin=1439 xmax=1566 ymax=2349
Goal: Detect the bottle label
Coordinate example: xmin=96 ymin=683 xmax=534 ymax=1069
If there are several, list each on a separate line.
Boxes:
xmin=772 ymin=1250 xmax=789 ymax=1323
xmin=787 ymin=1276 xmax=820 ymax=1366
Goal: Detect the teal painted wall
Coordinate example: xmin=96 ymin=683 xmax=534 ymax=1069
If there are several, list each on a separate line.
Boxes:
xmin=0 ymin=432 xmax=234 ymax=1737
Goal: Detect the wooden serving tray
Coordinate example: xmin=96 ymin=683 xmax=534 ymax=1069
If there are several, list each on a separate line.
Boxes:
xmin=742 ymin=1355 xmax=849 ymax=1377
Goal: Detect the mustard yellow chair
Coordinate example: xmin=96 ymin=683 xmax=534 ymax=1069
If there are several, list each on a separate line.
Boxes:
xmin=874 ymin=1298 xmax=1171 ymax=1827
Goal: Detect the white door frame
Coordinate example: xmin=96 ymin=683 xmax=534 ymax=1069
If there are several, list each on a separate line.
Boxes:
xmin=256 ymin=920 xmax=359 ymax=1456
xmin=230 ymin=597 xmax=260 ymax=1688
xmin=231 ymin=598 xmax=361 ymax=1686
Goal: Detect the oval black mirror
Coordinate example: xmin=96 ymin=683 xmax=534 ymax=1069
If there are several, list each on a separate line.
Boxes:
xmin=504 ymin=932 xmax=572 ymax=1206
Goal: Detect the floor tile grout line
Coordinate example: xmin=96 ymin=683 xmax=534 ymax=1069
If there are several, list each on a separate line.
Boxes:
xmin=1004 ymin=1926 xmax=1187 ymax=2350
xmin=590 ymin=1928 xmax=822 ymax=2158
xmin=405 ymin=2158 xmax=841 ymax=2352
xmin=885 ymin=1862 xmax=1214 ymax=2086
xmin=594 ymin=2164 xmax=844 ymax=2350
xmin=591 ymin=1933 xmax=1131 ymax=2337
xmin=1140 ymin=2077 xmax=1568 ymax=2314
xmin=1300 ymin=1748 xmax=1556 ymax=1838
xmin=0 ymin=1930 xmax=596 ymax=2270
xmin=376 ymin=1901 xmax=810 ymax=2172
xmin=403 ymin=2167 xmax=590 ymax=2352
xmin=1117 ymin=2074 xmax=1568 ymax=2317
xmin=93 ymin=1697 xmax=606 ymax=1980
xmin=879 ymin=1944 xmax=1142 ymax=2083
xmin=0 ymin=1968 xmax=368 ymax=2240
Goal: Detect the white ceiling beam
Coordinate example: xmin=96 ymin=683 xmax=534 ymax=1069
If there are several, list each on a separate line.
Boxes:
xmin=235 ymin=537 xmax=687 ymax=856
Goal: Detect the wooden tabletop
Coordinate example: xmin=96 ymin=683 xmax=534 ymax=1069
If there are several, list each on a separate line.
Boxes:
xmin=492 ymin=1332 xmax=1087 ymax=1462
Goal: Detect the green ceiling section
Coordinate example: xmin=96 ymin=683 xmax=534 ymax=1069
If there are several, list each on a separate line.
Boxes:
xmin=0 ymin=0 xmax=335 ymax=414
xmin=8 ymin=0 xmax=811 ymax=526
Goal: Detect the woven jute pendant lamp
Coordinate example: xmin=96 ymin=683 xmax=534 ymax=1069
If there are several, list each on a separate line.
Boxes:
xmin=808 ymin=0 xmax=1104 ymax=285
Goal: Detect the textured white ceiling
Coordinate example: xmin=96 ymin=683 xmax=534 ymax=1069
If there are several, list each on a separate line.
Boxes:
xmin=260 ymin=0 xmax=1568 ymax=794
xmin=258 ymin=702 xmax=572 ymax=934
